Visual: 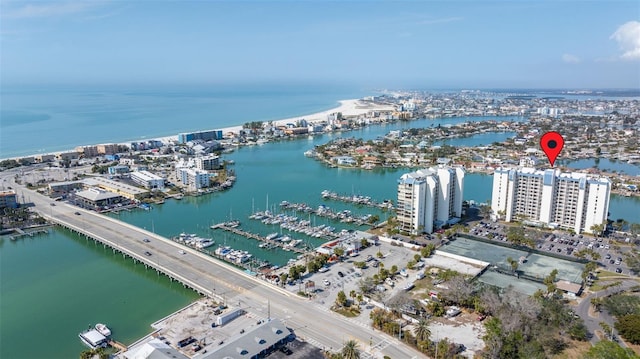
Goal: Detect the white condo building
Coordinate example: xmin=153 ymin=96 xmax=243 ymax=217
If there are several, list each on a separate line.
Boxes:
xmin=177 ymin=168 xmax=213 ymax=191
xmin=396 ymin=166 xmax=465 ymax=234
xmin=130 ymin=171 xmax=165 ymax=190
xmin=491 ymin=167 xmax=610 ymax=234
xmin=195 ymin=155 xmax=220 ymax=171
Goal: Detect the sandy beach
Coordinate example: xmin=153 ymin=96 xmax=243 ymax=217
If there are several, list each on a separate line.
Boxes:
xmin=4 ymin=98 xmax=394 ymax=161
xmin=152 ymin=98 xmax=393 ymax=145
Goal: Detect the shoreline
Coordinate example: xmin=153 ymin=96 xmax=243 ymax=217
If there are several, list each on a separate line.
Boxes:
xmin=1 ymin=98 xmax=393 ymax=161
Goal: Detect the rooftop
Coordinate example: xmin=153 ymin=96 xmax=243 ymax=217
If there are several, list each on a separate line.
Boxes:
xmin=201 ymin=319 xmax=290 ymax=359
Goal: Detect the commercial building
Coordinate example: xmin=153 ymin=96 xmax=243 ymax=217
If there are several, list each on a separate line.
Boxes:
xmin=76 ymin=145 xmax=100 ymax=158
xmin=74 ymin=188 xmax=125 ymax=210
xmin=83 ymin=177 xmax=149 ymax=200
xmin=108 ymin=165 xmax=130 ymax=176
xmin=178 ymin=129 xmax=223 ymax=144
xmin=491 ymin=167 xmax=610 ymax=234
xmin=195 ymin=155 xmax=220 ymax=171
xmin=396 ymin=166 xmax=465 ymax=234
xmin=54 ymin=151 xmax=79 ymax=161
xmin=130 ymin=171 xmax=165 ymax=190
xmin=201 ymin=319 xmax=290 ymax=359
xmin=120 ymin=338 xmax=188 ymax=359
xmin=97 ymin=144 xmax=119 ymax=155
xmin=0 ymin=190 xmax=18 ymax=209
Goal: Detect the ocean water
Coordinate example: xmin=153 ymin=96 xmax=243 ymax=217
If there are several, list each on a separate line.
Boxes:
xmin=1 ymin=85 xmax=639 ymax=358
xmin=0 ymin=83 xmax=369 ymax=158
xmin=0 ymin=229 xmax=200 ymax=359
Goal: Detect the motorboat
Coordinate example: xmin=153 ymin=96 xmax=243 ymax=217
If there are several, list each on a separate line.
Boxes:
xmin=95 ymin=323 xmax=111 ymax=337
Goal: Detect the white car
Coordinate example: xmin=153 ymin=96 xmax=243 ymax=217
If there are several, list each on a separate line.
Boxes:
xmin=179 ymin=250 xmax=186 ymax=255
xmin=323 ymin=279 xmax=331 ymax=286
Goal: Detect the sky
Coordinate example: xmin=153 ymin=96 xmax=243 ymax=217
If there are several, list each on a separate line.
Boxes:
xmin=1 ymin=0 xmax=639 ymax=89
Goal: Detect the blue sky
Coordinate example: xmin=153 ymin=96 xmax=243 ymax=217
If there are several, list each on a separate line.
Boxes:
xmin=1 ymin=0 xmax=639 ymax=89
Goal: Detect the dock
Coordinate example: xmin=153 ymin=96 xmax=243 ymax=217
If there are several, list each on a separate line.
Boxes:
xmin=321 ymin=189 xmax=394 ymax=210
xmin=211 ymin=223 xmax=308 ymax=254
xmin=6 ymin=227 xmax=50 ymax=240
xmin=109 ymin=339 xmax=128 ymax=351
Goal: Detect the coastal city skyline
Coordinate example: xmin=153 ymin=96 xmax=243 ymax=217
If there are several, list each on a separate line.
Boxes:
xmin=1 ymin=1 xmax=639 ymax=88
xmin=1 ymin=1 xmax=640 ymax=359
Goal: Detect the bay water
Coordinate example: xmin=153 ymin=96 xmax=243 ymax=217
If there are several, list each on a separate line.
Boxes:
xmin=1 ymin=86 xmax=639 ymax=358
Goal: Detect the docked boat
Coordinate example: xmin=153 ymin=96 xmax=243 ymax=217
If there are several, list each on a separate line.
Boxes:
xmin=225 ymin=220 xmax=240 ymax=228
xmin=215 ymin=246 xmax=232 ymax=256
xmin=79 ymin=328 xmax=108 ymax=349
xmin=95 ymin=323 xmax=111 ymax=337
xmin=195 ymin=238 xmax=215 ymax=249
xmin=265 ymin=233 xmax=280 ymax=241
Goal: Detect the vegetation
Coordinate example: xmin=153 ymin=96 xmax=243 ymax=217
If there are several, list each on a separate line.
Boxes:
xmin=615 ymin=314 xmax=640 ymax=344
xmin=479 ymin=287 xmax=588 ymax=358
xmin=288 ymin=264 xmax=306 ymax=281
xmin=583 ymin=340 xmax=640 ymax=359
xmin=79 ymin=347 xmax=109 ymax=359
xmin=306 ymin=254 xmax=329 ymax=273
xmin=505 ymin=226 xmax=534 ymax=248
xmin=420 ymin=243 xmax=436 ymax=258
xmin=602 ymin=294 xmax=640 ymax=317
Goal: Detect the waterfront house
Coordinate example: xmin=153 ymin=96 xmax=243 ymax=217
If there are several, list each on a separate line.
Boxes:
xmin=332 ymin=156 xmax=357 ymax=166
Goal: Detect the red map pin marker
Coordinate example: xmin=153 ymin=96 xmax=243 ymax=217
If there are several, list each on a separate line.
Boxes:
xmin=540 ymin=131 xmax=564 ymax=167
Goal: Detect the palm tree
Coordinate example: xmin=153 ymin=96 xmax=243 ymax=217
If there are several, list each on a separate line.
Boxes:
xmin=414 ymin=319 xmax=432 ymax=342
xmin=341 ymin=339 xmax=360 ymax=359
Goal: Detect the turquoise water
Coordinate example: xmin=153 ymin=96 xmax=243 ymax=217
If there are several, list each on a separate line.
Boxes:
xmin=1 ymin=87 xmax=639 ymax=358
xmin=559 ymin=158 xmax=640 ymax=176
xmin=0 ymin=229 xmax=200 ymax=359
xmin=1 ymin=84 xmax=369 ymax=158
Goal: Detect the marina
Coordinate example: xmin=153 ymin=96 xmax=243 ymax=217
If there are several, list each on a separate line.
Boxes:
xmin=210 ymin=223 xmax=308 ymax=254
xmin=4 ymin=110 xmax=640 ymax=358
xmin=277 ymin=200 xmax=376 ymax=226
xmin=320 ymin=189 xmax=395 ymax=210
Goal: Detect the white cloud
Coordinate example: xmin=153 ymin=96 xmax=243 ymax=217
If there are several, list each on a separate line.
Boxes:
xmin=2 ymin=1 xmax=104 ymax=19
xmin=610 ymin=21 xmax=640 ymax=61
xmin=562 ymin=54 xmax=581 ymax=64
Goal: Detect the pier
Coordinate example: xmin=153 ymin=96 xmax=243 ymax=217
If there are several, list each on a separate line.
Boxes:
xmin=210 ymin=223 xmax=308 ymax=254
xmin=278 ymin=201 xmax=375 ymax=226
xmin=5 ymin=227 xmax=50 ymax=240
xmin=320 ymin=189 xmax=395 ymax=210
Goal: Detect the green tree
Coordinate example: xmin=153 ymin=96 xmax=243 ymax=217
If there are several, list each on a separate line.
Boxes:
xmin=341 ymin=339 xmax=360 ymax=359
xmin=506 ymin=256 xmax=519 ymax=274
xmin=421 ymin=243 xmax=436 ymax=258
xmin=590 ymin=223 xmax=605 ymax=237
xmin=336 ymin=290 xmax=348 ymax=308
xmin=334 ymin=247 xmax=345 ymax=258
xmin=414 ymin=319 xmax=431 ymax=342
xmin=615 ymin=313 xmax=640 ymax=344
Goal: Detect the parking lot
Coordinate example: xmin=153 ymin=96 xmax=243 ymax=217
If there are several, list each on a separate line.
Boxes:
xmin=469 ymin=221 xmax=632 ymax=275
xmin=283 ymin=241 xmax=418 ymax=304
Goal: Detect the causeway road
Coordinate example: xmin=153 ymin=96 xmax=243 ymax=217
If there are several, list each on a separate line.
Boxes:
xmin=13 ymin=175 xmax=423 ymax=358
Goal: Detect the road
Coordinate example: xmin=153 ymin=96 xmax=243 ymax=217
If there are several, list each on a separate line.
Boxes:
xmin=575 ymin=280 xmax=638 ymax=345
xmin=8 ymin=174 xmax=423 ymax=359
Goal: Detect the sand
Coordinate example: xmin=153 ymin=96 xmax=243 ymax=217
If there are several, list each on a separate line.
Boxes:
xmin=8 ymin=98 xmax=395 ymax=160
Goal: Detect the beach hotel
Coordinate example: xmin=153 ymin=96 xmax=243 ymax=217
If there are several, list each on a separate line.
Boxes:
xmin=178 ymin=129 xmax=224 ymax=144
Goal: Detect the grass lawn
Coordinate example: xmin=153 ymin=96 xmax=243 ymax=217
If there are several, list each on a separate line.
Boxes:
xmin=332 ymin=307 xmax=360 ymax=318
